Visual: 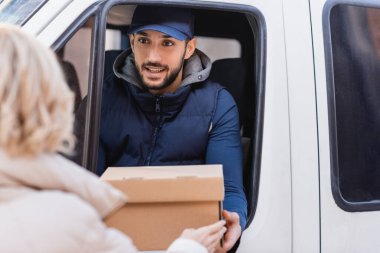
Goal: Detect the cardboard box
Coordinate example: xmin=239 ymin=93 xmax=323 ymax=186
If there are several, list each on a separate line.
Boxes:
xmin=101 ymin=165 xmax=224 ymax=251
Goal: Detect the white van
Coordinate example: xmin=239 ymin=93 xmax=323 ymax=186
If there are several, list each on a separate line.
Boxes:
xmin=1 ymin=0 xmax=380 ymax=252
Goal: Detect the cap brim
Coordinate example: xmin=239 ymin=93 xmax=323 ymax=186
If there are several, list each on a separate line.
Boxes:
xmin=128 ymin=24 xmax=188 ymax=41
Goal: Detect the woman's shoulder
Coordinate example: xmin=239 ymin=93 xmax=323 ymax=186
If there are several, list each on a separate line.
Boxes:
xmin=0 ymin=191 xmax=101 ymax=252
xmin=0 ymin=180 xmax=135 ymax=252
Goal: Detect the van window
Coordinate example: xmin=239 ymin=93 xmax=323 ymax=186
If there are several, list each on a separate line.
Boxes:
xmin=327 ymin=4 xmax=380 ymax=208
xmin=99 ymin=3 xmax=265 ymax=229
xmin=0 ymin=0 xmax=47 ymax=25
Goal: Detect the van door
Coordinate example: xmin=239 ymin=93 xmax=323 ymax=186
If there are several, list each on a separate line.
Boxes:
xmin=243 ymin=0 xmax=320 ymax=251
xmin=313 ymin=0 xmax=380 ymax=252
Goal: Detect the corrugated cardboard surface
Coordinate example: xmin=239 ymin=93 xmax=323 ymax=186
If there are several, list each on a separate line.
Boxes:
xmin=102 ymin=165 xmax=224 ymax=251
xmin=106 ymin=202 xmax=221 ymax=250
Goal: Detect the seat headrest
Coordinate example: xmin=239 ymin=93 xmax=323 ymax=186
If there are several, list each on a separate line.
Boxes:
xmin=104 ymin=50 xmax=124 ymax=80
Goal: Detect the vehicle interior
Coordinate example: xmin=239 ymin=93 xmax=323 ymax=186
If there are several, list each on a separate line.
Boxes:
xmin=58 ymin=3 xmax=262 ymax=229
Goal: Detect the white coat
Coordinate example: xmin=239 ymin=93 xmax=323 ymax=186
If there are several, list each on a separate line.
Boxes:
xmin=0 ymin=151 xmax=206 ymax=253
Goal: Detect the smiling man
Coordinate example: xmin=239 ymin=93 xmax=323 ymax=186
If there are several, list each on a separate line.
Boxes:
xmin=98 ymin=6 xmax=247 ymax=252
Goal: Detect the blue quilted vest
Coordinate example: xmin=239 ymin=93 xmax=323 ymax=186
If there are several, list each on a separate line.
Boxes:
xmin=98 ymin=75 xmax=223 ymax=175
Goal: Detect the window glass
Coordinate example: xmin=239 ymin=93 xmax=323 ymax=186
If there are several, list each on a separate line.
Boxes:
xmin=56 ymin=17 xmax=95 ymax=166
xmin=63 ymin=20 xmax=93 ymax=99
xmin=105 ymin=29 xmax=122 ymax=50
xmin=330 ymin=4 xmax=380 ymax=202
xmin=0 ymin=0 xmax=47 ymax=25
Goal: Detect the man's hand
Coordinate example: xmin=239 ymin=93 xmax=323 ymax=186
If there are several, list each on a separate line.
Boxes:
xmin=216 ymin=210 xmax=242 ymax=253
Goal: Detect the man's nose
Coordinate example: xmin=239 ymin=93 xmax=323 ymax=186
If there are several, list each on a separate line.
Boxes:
xmin=147 ymin=45 xmax=162 ymax=62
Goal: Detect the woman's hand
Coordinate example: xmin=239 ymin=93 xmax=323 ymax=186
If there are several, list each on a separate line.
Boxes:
xmin=180 ymin=220 xmax=227 ymax=253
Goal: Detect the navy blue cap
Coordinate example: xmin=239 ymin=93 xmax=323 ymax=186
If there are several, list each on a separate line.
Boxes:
xmin=128 ymin=6 xmax=194 ymax=41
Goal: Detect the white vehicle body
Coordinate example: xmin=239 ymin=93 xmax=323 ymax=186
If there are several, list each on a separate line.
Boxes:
xmin=2 ymin=0 xmax=380 ymax=252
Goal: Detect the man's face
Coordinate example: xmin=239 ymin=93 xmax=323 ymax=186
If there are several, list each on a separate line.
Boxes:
xmin=130 ymin=30 xmax=195 ymax=93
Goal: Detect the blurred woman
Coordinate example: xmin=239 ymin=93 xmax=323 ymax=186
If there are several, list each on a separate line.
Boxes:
xmin=0 ymin=24 xmax=226 ymax=253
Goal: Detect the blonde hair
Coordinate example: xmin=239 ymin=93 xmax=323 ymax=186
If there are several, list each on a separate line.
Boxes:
xmin=0 ymin=24 xmax=75 ymax=157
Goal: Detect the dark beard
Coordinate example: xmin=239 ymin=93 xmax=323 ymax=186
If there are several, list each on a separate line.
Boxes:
xmin=136 ymin=51 xmax=186 ymax=92
xmin=141 ymin=62 xmax=182 ymax=91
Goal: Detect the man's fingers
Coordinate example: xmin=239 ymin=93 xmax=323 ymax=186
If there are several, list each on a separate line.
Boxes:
xmin=204 ymin=227 xmax=227 ymax=253
xmin=222 ymin=210 xmax=230 ymax=221
xmin=221 ymin=229 xmax=240 ymax=251
xmin=218 ymin=213 xmax=242 ymax=252
xmin=223 ymin=210 xmax=240 ymax=225
xmin=220 ymin=231 xmax=234 ymax=251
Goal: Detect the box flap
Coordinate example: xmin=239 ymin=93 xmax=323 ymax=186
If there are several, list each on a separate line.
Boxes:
xmin=101 ymin=165 xmax=224 ymax=203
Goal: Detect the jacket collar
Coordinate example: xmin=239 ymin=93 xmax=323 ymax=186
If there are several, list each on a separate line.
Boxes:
xmin=113 ymin=48 xmax=212 ymax=120
xmin=126 ymin=84 xmax=191 ymax=124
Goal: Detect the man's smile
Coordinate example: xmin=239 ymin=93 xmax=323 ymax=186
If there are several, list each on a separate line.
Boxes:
xmin=142 ymin=64 xmax=168 ymax=80
xmin=144 ymin=66 xmax=166 ymax=73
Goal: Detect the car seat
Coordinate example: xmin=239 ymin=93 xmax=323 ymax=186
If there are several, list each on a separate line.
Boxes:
xmin=209 ymin=58 xmax=250 ymax=167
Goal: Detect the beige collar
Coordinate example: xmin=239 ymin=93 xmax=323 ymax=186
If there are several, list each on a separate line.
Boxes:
xmin=0 ymin=151 xmax=126 ymax=218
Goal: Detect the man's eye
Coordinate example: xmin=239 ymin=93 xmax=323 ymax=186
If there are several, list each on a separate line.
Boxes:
xmin=137 ymin=38 xmax=149 ymax=44
xmin=162 ymin=40 xmax=174 ymax=46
